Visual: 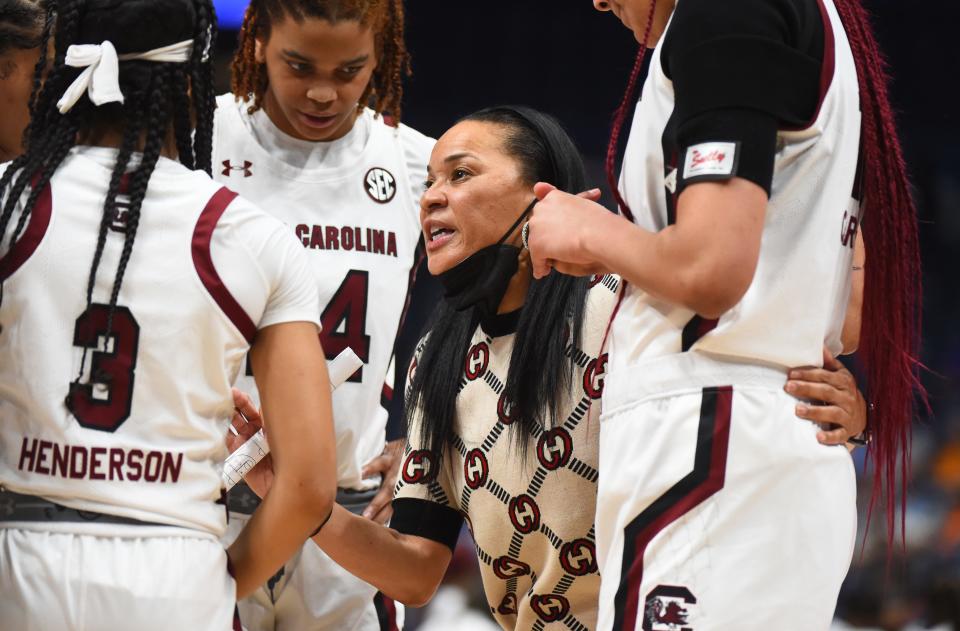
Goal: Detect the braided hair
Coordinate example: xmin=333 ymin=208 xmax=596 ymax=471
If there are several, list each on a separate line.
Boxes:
xmin=231 ymin=0 xmax=410 ymax=119
xmin=0 ymin=0 xmax=218 ymax=413
xmin=0 ymin=0 xmax=56 ymax=143
xmin=604 ymin=0 xmax=924 ymax=540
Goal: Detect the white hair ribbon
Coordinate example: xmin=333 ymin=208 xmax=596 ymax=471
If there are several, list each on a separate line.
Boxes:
xmin=57 ymin=39 xmax=194 ymax=115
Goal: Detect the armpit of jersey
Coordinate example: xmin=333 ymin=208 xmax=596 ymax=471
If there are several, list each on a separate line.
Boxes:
xmin=390 ymin=497 xmax=464 ymax=552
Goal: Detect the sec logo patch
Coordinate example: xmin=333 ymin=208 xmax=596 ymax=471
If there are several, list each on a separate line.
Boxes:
xmin=365 ymin=167 xmax=397 ymax=204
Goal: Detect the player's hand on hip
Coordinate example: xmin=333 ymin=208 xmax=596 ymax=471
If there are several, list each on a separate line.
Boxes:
xmin=527 ymin=183 xmax=609 ymax=279
xmin=227 ymin=388 xmax=276 ymax=498
xmin=785 ymin=348 xmax=867 ymax=446
xmin=361 ymin=438 xmax=406 ymax=524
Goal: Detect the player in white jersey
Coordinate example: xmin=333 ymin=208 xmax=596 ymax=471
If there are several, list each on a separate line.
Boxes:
xmin=0 ymin=1 xmax=337 ymax=629
xmin=217 ymin=1 xmax=434 ymax=629
xmin=526 ymin=0 xmax=923 ymax=628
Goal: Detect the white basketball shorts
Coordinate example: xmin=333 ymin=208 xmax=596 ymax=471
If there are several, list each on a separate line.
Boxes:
xmin=596 ymin=353 xmax=857 ymax=631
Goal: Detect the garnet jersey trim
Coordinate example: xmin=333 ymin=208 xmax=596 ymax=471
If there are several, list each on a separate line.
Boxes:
xmin=191 ymin=187 xmax=257 ymax=343
xmin=0 ymin=181 xmax=52 ymax=282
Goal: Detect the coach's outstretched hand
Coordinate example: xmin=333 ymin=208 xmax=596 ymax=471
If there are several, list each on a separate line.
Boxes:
xmin=527 ymin=183 xmax=608 ymax=279
xmin=785 ymin=348 xmax=868 ymax=447
xmin=227 ymin=388 xmax=276 ymax=499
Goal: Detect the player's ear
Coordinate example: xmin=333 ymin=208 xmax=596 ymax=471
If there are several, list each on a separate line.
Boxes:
xmin=254 ymin=37 xmax=266 ymax=64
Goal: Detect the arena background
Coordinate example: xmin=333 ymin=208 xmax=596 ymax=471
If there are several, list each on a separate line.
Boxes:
xmin=210 ymin=2 xmax=960 ymax=629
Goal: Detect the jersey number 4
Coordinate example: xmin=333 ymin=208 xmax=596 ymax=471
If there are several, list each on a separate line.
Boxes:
xmin=67 ymin=304 xmax=140 ymax=432
xmin=320 ymin=270 xmax=371 ymax=382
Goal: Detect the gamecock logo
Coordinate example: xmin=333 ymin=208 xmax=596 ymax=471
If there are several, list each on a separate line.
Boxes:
xmin=508 ymin=494 xmax=541 ymax=534
xmin=492 ymin=556 xmax=530 ymax=579
xmin=643 ymin=585 xmax=696 ymax=631
xmin=530 ymin=594 xmax=570 ymax=623
xmin=401 ymin=450 xmax=435 ymax=484
xmin=536 ymin=428 xmax=572 ymax=471
xmin=560 ymin=539 xmax=597 ymax=576
xmin=465 ymin=342 xmax=489 ymax=381
xmin=583 ymin=353 xmax=608 ymax=399
xmin=463 ymin=449 xmax=489 ymax=490
xmin=365 ymin=167 xmax=397 ymax=204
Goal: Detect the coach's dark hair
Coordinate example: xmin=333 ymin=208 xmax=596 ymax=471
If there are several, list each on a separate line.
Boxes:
xmin=232 ymin=0 xmax=410 ymax=119
xmin=405 ymin=105 xmax=593 ymax=469
xmin=0 ymin=0 xmax=217 ymax=407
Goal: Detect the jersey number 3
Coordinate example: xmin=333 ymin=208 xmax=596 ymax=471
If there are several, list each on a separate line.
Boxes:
xmin=320 ymin=270 xmax=371 ymax=382
xmin=67 ymin=304 xmax=140 ymax=432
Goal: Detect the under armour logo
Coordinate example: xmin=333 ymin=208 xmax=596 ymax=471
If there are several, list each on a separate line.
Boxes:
xmin=583 ymin=353 xmax=609 ymax=399
xmin=464 ymin=449 xmax=489 ymax=490
xmin=464 ymin=342 xmax=489 ymax=381
xmin=536 ymin=428 xmax=572 ymax=471
xmin=492 ymin=555 xmax=530 ymax=579
xmin=508 ymin=494 xmax=540 ymax=534
xmin=222 ymin=160 xmax=253 ymax=177
xmin=560 ymin=539 xmax=597 ymax=576
xmin=644 ymin=585 xmax=696 ymax=631
xmin=365 ymin=167 xmax=396 ymax=203
xmin=401 ymin=450 xmax=436 ymax=484
xmin=530 ymin=594 xmax=570 ymax=623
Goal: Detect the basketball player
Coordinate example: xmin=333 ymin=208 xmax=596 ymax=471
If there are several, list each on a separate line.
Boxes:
xmin=525 ymin=0 xmax=922 ymax=628
xmin=0 ymin=0 xmax=52 ymax=163
xmin=0 ymin=0 xmax=337 ymax=629
xmin=229 ymin=105 xmax=870 ymax=630
xmin=216 ymin=1 xmax=434 ymax=629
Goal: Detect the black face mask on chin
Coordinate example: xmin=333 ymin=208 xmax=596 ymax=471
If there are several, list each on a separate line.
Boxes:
xmin=437 ymin=198 xmax=537 ymax=318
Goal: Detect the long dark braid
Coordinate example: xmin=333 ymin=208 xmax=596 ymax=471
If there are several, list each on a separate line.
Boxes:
xmin=0 ymin=0 xmax=219 ymax=409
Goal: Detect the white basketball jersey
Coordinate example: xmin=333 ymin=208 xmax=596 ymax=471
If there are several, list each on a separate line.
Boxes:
xmin=213 ymin=94 xmax=434 ymax=490
xmin=0 ymin=148 xmax=320 ymax=536
xmin=611 ymin=0 xmax=862 ymax=372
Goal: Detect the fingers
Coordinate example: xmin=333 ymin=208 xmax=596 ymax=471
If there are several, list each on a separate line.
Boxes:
xmin=362 ymin=485 xmax=393 ymax=522
xmin=822 ymin=347 xmax=843 ymax=371
xmin=232 ymin=388 xmax=263 ymax=426
xmin=795 ymin=402 xmax=846 ymax=426
xmin=785 ymin=380 xmax=851 ymax=405
xmin=361 ymin=454 xmax=392 ymax=479
xmin=787 ymin=366 xmax=847 ymax=391
xmin=531 ymin=253 xmax=554 ymax=280
xmin=576 ymin=188 xmax=602 ymax=202
xmin=533 ymin=182 xmax=557 ymax=200
xmin=816 ymin=426 xmax=851 ymax=446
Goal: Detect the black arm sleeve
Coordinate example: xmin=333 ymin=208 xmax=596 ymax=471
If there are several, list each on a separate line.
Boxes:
xmin=391 ymin=498 xmax=464 ymax=552
xmin=663 ymin=0 xmax=824 ymax=195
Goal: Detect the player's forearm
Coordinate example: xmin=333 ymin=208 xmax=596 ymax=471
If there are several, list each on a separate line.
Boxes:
xmin=311 ymin=504 xmax=450 ymax=607
xmin=587 ymin=182 xmax=764 ymax=318
xmin=228 ymin=479 xmax=334 ymax=599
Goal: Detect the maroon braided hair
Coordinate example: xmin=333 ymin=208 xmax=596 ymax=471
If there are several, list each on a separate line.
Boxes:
xmin=832 ymin=0 xmax=924 ymax=543
xmin=604 ymin=0 xmax=924 ymax=542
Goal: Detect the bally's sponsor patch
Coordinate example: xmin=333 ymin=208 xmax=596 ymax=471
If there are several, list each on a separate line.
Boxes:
xmin=682 ymin=141 xmax=739 ymax=182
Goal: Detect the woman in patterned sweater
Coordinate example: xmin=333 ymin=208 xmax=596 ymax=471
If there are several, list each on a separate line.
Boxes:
xmin=230 ymin=105 xmax=867 ymax=630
